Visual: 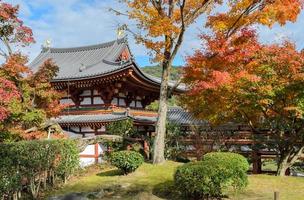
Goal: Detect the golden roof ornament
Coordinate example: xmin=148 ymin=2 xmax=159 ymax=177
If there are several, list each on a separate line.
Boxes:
xmin=117 ymin=24 xmax=127 ymax=39
xmin=42 ymin=39 xmax=52 ymax=49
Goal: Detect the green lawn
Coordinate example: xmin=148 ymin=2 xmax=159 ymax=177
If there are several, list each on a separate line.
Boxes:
xmin=47 ymin=161 xmax=304 ymax=200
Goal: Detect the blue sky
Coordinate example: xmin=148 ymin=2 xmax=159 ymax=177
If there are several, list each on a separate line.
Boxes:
xmin=8 ymin=0 xmax=304 ymax=67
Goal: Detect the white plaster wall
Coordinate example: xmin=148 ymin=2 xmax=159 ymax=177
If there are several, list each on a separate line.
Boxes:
xmin=136 ymin=101 xmax=143 ymax=108
xmin=119 ymin=99 xmax=126 ymax=106
xmin=81 ymin=126 xmax=93 ymax=132
xmin=81 ymin=97 xmax=91 ymax=105
xmin=60 ymin=98 xmax=75 ymax=105
xmin=93 ymin=97 xmax=104 ymax=104
xmin=111 ymin=98 xmax=118 ymax=105
xmin=79 ymin=144 xmax=105 ymax=168
xmin=80 ymin=90 xmax=91 ymax=96
xmin=130 ymin=100 xmax=136 ymax=107
xmin=70 ymin=126 xmax=80 ymax=132
xmin=98 ymin=126 xmax=106 ymax=132
xmin=80 ymin=144 xmax=95 ymax=155
xmin=119 ymin=93 xmax=126 ymax=97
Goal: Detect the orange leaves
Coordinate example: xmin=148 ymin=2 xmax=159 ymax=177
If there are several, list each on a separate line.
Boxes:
xmin=0 ymin=2 xmax=64 ymax=141
xmin=26 ymin=59 xmax=64 ymax=118
xmin=192 ymin=71 xmax=232 ymax=93
xmin=184 ymin=28 xmax=261 ymax=94
xmin=260 ymin=0 xmax=303 ymax=26
xmin=207 ymin=0 xmax=303 ymax=35
xmin=236 ymin=70 xmax=261 ymax=82
xmin=119 ymin=0 xmax=223 ymax=62
xmin=31 ymin=59 xmax=59 ymax=84
xmin=44 ymin=100 xmax=67 ymax=118
xmin=0 ymin=77 xmax=20 ymax=122
xmin=182 ymin=26 xmax=304 ymax=126
xmin=2 ymin=54 xmax=31 ymax=79
xmin=0 ymin=1 xmax=34 ymax=55
xmin=19 ymin=130 xmax=67 ymax=140
xmin=0 ymin=55 xmax=64 ymax=136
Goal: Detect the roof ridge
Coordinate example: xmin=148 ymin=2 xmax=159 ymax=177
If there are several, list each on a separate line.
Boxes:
xmin=42 ymin=38 xmax=127 ymax=53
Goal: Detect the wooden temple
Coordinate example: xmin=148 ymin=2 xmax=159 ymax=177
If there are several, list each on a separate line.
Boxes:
xmin=30 ymin=38 xmax=296 ymax=173
xmin=30 ymin=38 xmax=194 ymax=138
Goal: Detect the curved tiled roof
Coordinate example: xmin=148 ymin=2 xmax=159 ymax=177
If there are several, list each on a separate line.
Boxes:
xmin=55 ymin=107 xmax=205 ymax=126
xmin=29 ymin=38 xmax=186 ymax=92
xmin=55 ymin=114 xmax=128 ymax=124
xmin=30 ymin=38 xmax=130 ymax=80
xmin=168 ymin=107 xmax=207 ymax=126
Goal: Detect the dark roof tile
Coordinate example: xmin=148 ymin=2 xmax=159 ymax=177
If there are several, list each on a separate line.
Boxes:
xmin=55 ymin=107 xmax=205 ymax=126
xmin=30 ymin=38 xmax=186 ymax=91
xmin=30 ymin=38 xmax=129 ymax=80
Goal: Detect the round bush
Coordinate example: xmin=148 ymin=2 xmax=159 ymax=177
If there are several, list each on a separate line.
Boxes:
xmin=174 ymin=152 xmax=249 ymax=199
xmin=109 ymin=150 xmax=144 ymax=174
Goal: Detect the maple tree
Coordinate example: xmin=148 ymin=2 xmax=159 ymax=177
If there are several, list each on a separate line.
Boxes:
xmin=182 ymin=29 xmax=304 ymax=176
xmin=0 ymin=1 xmax=34 ymax=57
xmin=115 ymin=0 xmax=303 ymax=164
xmin=0 ymin=77 xmax=19 ymax=121
xmin=0 ymin=55 xmax=65 ymax=141
xmin=0 ymin=1 xmax=64 ymax=142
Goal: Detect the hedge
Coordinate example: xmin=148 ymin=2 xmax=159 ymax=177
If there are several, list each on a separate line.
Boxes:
xmin=0 ymin=139 xmax=79 ymax=199
xmin=174 ymin=152 xmax=249 ymax=199
xmin=109 ymin=150 xmax=144 ymax=174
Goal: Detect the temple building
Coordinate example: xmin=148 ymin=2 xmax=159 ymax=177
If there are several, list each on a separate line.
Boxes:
xmin=30 ymin=38 xmax=202 ymax=138
xmin=30 ymin=38 xmax=281 ymax=172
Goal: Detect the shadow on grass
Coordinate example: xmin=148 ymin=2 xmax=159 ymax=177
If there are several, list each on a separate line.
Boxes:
xmin=89 ymin=184 xmax=151 ymax=199
xmin=96 ymin=169 xmax=123 ymax=177
xmin=152 ymin=180 xmax=181 ymax=200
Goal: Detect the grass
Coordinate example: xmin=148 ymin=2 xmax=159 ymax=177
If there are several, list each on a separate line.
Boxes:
xmin=47 ymin=161 xmax=304 ymax=200
xmin=232 ymin=175 xmax=304 ymax=200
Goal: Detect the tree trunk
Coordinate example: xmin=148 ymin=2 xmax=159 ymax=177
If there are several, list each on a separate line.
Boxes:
xmin=277 ymin=146 xmax=304 ymax=176
xmin=277 ymin=154 xmax=290 ymax=176
xmin=153 ymin=61 xmax=170 ymax=164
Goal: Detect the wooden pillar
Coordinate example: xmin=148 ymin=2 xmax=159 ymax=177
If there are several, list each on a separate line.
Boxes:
xmin=94 ymin=143 xmax=99 ymax=164
xmin=252 ymin=151 xmax=262 ymax=174
xmin=125 ymin=95 xmax=133 ymax=107
xmin=92 ymin=127 xmax=98 ymax=136
xmin=100 ymin=87 xmax=115 ymax=107
xmin=143 ymin=140 xmax=150 ymax=160
xmin=70 ymin=88 xmax=81 ymax=108
xmin=141 ymin=96 xmax=151 ymax=109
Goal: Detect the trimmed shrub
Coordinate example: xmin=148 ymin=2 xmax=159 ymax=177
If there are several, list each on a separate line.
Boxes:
xmin=174 ymin=152 xmax=249 ymax=199
xmin=0 ymin=139 xmax=79 ymax=199
xmin=109 ymin=150 xmax=144 ymax=174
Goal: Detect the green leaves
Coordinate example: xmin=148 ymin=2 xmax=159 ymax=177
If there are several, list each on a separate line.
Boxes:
xmin=109 ymin=150 xmax=144 ymax=175
xmin=106 ymin=119 xmax=134 ymax=137
xmin=174 ymin=152 xmax=249 ymax=199
xmin=0 ymin=139 xmax=79 ymax=198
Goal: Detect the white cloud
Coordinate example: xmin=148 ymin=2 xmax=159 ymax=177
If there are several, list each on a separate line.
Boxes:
xmin=6 ymin=0 xmax=304 ymax=66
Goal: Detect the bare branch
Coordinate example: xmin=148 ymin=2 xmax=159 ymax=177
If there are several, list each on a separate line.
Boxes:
xmin=170 ymin=0 xmax=186 ymax=59
xmin=3 ymin=37 xmax=13 ymax=56
xmin=168 ymin=76 xmax=183 ymax=97
xmin=168 ymin=0 xmax=174 ymax=17
xmin=225 ymin=2 xmax=261 ymax=38
xmin=184 ymin=0 xmax=212 ymax=26
xmin=150 ymin=0 xmax=164 ymax=16
xmin=109 ymin=8 xmax=130 ymax=17
xmin=289 ymin=146 xmax=304 ymax=165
